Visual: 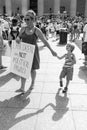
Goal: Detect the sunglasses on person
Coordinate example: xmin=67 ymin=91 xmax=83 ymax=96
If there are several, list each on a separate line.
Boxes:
xmin=24 ymin=18 xmax=31 ymax=21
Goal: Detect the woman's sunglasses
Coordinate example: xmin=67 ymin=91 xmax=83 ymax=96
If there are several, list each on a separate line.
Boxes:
xmin=24 ymin=18 xmax=31 ymax=21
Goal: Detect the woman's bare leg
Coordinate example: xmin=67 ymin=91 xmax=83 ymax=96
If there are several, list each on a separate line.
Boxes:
xmin=15 ymin=77 xmax=26 ymax=93
xmin=20 ymin=77 xmax=26 ymax=91
xmin=30 ymin=70 xmax=36 ymax=89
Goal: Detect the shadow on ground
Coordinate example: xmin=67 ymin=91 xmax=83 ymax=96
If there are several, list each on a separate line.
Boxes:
xmin=0 ymin=72 xmax=20 ymax=87
xmin=0 ymin=88 xmax=69 ymax=129
xmin=0 ymin=94 xmax=44 ymax=130
xmin=41 ymin=88 xmax=69 ymax=121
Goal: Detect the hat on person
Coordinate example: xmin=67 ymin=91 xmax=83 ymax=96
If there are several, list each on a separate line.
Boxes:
xmin=25 ymin=10 xmax=36 ymax=20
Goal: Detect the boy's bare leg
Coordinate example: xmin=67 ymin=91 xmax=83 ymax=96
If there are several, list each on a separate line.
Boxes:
xmin=63 ymin=79 xmax=70 ymax=93
xmin=15 ymin=77 xmax=26 ymax=93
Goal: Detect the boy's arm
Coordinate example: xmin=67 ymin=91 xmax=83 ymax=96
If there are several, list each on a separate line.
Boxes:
xmin=57 ymin=54 xmax=66 ymax=59
xmin=71 ymin=54 xmax=76 ymax=65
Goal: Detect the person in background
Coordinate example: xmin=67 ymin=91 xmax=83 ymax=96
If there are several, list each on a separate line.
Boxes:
xmin=8 ymin=18 xmax=20 ymax=47
xmin=0 ymin=21 xmax=7 ymax=69
xmin=83 ymin=21 xmax=87 ymax=65
xmin=15 ymin=10 xmax=57 ymax=93
xmin=57 ymin=43 xmax=76 ymax=93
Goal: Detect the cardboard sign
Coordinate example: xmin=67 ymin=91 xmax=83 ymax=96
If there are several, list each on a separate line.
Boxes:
xmin=10 ymin=41 xmax=35 ymax=79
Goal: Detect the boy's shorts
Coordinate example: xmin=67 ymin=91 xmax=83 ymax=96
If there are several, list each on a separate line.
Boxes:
xmin=60 ymin=67 xmax=73 ymax=80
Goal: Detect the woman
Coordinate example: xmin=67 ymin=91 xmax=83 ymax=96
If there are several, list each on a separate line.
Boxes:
xmin=16 ymin=10 xmax=57 ymax=93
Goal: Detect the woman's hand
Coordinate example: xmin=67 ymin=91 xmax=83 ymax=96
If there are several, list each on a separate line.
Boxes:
xmin=51 ymin=49 xmax=57 ymax=57
xmin=57 ymin=55 xmax=60 ymax=59
xmin=16 ymin=37 xmax=21 ymax=44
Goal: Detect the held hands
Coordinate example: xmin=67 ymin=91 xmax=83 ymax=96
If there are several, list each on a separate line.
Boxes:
xmin=51 ymin=49 xmax=57 ymax=57
xmin=57 ymin=55 xmax=60 ymax=59
xmin=16 ymin=37 xmax=21 ymax=44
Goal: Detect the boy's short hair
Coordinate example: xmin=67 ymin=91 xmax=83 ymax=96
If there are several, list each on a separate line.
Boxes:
xmin=67 ymin=44 xmax=75 ymax=52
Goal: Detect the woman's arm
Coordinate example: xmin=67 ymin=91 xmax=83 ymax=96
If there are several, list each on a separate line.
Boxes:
xmin=83 ymin=32 xmax=86 ymax=41
xmin=83 ymin=24 xmax=87 ymax=41
xmin=57 ymin=54 xmax=66 ymax=59
xmin=16 ymin=27 xmax=25 ymax=43
xmin=0 ymin=35 xmax=4 ymax=49
xmin=35 ymin=27 xmax=57 ymax=56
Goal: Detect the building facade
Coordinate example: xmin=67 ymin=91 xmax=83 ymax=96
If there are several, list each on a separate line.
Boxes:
xmin=0 ymin=0 xmax=87 ymax=17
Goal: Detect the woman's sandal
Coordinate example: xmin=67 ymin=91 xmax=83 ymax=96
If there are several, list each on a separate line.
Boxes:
xmin=15 ymin=88 xmax=25 ymax=94
xmin=0 ymin=66 xmax=7 ymax=69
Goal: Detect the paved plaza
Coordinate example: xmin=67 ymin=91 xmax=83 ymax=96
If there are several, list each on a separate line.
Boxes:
xmin=0 ymin=38 xmax=87 ymax=130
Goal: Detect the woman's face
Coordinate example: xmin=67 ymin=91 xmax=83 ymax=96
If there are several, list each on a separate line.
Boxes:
xmin=24 ymin=15 xmax=34 ymax=26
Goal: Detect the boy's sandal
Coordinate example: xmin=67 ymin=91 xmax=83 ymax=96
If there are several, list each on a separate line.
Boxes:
xmin=62 ymin=87 xmax=68 ymax=93
xmin=15 ymin=88 xmax=25 ymax=94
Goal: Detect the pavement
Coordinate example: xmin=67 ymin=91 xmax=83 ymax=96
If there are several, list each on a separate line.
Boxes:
xmin=0 ymin=36 xmax=87 ymax=130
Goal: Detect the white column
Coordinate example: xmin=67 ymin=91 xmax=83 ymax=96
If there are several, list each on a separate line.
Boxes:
xmin=21 ymin=0 xmax=28 ymax=15
xmin=5 ymin=0 xmax=12 ymax=16
xmin=85 ymin=0 xmax=87 ymax=17
xmin=38 ymin=0 xmax=44 ymax=16
xmin=54 ymin=0 xmax=60 ymax=14
xmin=70 ymin=0 xmax=77 ymax=16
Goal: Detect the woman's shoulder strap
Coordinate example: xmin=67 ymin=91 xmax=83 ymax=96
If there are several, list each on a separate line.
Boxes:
xmin=34 ymin=26 xmax=38 ymax=38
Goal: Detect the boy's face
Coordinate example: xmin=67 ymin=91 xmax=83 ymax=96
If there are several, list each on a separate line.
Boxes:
xmin=66 ymin=44 xmax=71 ymax=52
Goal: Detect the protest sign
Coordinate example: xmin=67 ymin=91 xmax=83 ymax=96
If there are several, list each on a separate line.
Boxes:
xmin=10 ymin=41 xmax=35 ymax=79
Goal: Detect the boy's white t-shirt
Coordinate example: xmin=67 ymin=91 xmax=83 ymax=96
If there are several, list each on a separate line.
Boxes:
xmin=83 ymin=24 xmax=87 ymax=42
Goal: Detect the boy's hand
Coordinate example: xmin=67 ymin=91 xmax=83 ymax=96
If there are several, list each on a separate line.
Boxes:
xmin=57 ymin=55 xmax=60 ymax=59
xmin=51 ymin=50 xmax=57 ymax=56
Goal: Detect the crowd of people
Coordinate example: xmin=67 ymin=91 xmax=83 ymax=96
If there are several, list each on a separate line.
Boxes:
xmin=0 ymin=10 xmax=87 ymax=93
xmin=0 ymin=12 xmax=86 ymax=42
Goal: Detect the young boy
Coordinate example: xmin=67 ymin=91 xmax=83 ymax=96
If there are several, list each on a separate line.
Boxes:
xmin=57 ymin=43 xmax=76 ymax=93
